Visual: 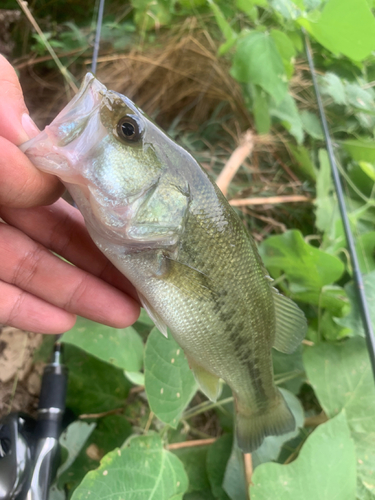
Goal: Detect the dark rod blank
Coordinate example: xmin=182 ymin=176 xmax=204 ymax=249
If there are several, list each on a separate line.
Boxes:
xmin=91 ymin=0 xmax=105 ymax=74
xmin=303 ymin=29 xmax=375 ymax=379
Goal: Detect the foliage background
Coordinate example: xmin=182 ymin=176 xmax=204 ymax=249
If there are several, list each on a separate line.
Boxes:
xmin=2 ymin=0 xmax=375 ymax=498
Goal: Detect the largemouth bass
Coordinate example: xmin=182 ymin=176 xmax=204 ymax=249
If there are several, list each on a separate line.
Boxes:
xmin=21 ymin=74 xmax=307 ymax=452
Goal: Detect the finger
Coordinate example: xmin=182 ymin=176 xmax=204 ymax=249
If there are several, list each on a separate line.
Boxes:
xmin=0 ymin=137 xmax=65 ymax=207
xmin=0 ymin=223 xmax=140 ymax=328
xmin=0 ymin=55 xmax=64 ymax=205
xmin=0 ymin=280 xmax=77 ymax=334
xmin=0 ymin=199 xmax=139 ymax=302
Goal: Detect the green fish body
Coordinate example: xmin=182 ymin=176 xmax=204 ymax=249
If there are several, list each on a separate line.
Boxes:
xmin=21 ymin=74 xmax=307 ymax=452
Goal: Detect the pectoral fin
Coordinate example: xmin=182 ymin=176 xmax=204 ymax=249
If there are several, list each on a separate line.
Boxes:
xmin=272 ymin=288 xmax=307 ymax=354
xmin=138 ymin=293 xmax=168 ymax=338
xmin=187 ymin=357 xmax=222 ymax=402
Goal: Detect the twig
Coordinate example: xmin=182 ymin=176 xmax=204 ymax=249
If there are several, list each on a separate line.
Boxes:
xmin=166 ymin=438 xmax=217 ymax=450
xmin=144 ymin=411 xmax=154 ymax=433
xmin=78 ymin=408 xmax=123 ymax=419
xmin=216 ymin=130 xmax=254 ymax=196
xmin=229 ymin=195 xmax=311 ymax=206
xmin=16 ymin=0 xmax=78 ymax=93
xmin=304 ymin=412 xmax=328 ymax=428
xmin=243 ymin=453 xmax=253 ymax=497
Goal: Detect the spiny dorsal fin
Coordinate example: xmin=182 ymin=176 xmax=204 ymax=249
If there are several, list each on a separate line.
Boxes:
xmin=187 ymin=357 xmax=222 ymax=402
xmin=272 ymin=288 xmax=307 ymax=354
xmin=138 ymin=292 xmax=168 ymax=338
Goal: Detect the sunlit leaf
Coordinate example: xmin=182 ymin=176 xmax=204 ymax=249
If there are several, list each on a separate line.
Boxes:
xmin=270 ymin=93 xmax=304 ymax=144
xmin=250 ymin=412 xmax=356 ymax=500
xmin=62 ymin=317 xmax=144 ymax=372
xmin=299 ymin=0 xmax=375 ymax=61
xmin=144 ymin=328 xmax=197 ymax=428
xmin=231 ymin=31 xmax=287 ymax=104
xmin=71 ymin=435 xmax=189 ymax=500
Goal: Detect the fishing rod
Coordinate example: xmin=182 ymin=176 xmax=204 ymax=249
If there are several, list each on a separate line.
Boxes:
xmin=303 ymin=29 xmax=375 ymax=380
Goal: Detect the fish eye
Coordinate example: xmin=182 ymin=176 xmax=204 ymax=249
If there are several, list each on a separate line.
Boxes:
xmin=116 ymin=115 xmax=143 ymax=143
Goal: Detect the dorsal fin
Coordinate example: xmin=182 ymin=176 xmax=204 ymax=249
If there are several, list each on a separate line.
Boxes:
xmin=272 ymin=288 xmax=307 ymax=354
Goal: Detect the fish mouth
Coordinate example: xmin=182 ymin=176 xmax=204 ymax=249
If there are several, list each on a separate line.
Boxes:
xmin=20 ymin=73 xmax=108 ymax=180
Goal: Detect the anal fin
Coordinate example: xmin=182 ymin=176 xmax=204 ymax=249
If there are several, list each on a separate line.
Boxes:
xmin=138 ymin=292 xmax=168 ymax=338
xmin=187 ymin=357 xmax=222 ymax=402
xmin=272 ymin=288 xmax=307 ymax=354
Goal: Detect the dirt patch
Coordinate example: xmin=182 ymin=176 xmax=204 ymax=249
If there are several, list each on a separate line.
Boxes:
xmin=0 ymin=326 xmax=44 ymax=418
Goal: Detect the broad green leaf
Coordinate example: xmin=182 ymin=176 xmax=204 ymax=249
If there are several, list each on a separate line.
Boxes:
xmin=356 ymin=232 xmax=375 ymax=274
xmin=206 ymin=434 xmax=232 ymax=500
xmin=270 ymin=0 xmax=303 ymax=19
xmin=71 ymin=435 xmax=188 ymax=500
xmin=250 ymin=412 xmax=356 ymax=500
xmin=252 ymin=389 xmax=304 ymax=468
xmin=223 ymin=443 xmax=247 ymax=500
xmin=315 ymin=149 xmax=335 ymax=232
xmin=208 ymin=0 xmax=237 ymax=45
xmin=259 ymin=230 xmax=345 ymax=304
xmin=270 ymin=93 xmax=304 ymax=144
xmin=57 ymin=421 xmax=96 ymax=479
xmin=62 ymin=317 xmax=144 ymax=372
xmin=359 ymin=162 xmax=375 ymax=181
xmin=319 ymin=72 xmax=347 ymax=105
xmin=288 ymin=144 xmax=317 ymax=180
xmin=231 ymin=32 xmax=287 ymax=104
xmin=345 ymin=83 xmax=375 ymax=113
xmin=304 ymin=337 xmax=375 ymax=497
xmin=173 ymin=445 xmax=212 ymax=496
xmin=303 ymin=337 xmax=375 ymax=433
xmin=300 ymin=110 xmax=324 ymax=140
xmin=124 ymin=370 xmax=145 ymax=386
xmin=335 ymin=271 xmax=375 ymax=337
xmin=65 ymin=344 xmax=131 ymax=415
xmin=299 ymin=0 xmax=375 ymax=61
xmin=251 ymin=84 xmax=271 ymax=134
xmin=270 ymin=29 xmax=296 ymax=79
xmin=272 ymin=345 xmax=305 ymax=394
xmin=144 ymin=328 xmax=197 ymax=428
xmin=342 ymin=139 xmax=375 ymax=163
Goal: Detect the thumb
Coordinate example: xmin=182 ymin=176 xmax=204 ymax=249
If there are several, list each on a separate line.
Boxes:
xmin=0 ymin=55 xmax=39 ymax=145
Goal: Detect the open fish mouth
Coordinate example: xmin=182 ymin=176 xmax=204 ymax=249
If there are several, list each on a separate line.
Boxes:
xmin=20 ymin=73 xmax=108 ymax=180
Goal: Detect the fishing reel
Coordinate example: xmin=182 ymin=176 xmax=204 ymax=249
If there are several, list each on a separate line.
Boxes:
xmin=0 ymin=342 xmax=68 ymax=500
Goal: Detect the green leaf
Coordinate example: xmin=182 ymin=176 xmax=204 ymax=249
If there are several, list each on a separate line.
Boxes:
xmin=223 ymin=443 xmax=247 ymax=500
xmin=57 ymin=421 xmax=96 ymax=479
xmin=342 ymin=139 xmax=375 ymax=163
xmin=272 ymin=345 xmax=305 ymax=394
xmin=144 ymin=328 xmax=197 ymax=428
xmin=62 ymin=317 xmax=144 ymax=372
xmin=250 ymin=412 xmax=356 ymax=500
xmin=259 ymin=230 xmax=345 ymax=304
xmin=335 ymin=271 xmax=375 ymax=337
xmin=65 ymin=344 xmax=131 ymax=415
xmin=206 ymin=434 xmax=232 ymax=500
xmin=251 ymin=84 xmax=271 ymax=134
xmin=270 ymin=0 xmax=303 ymax=19
xmin=359 ymin=162 xmax=375 ymax=181
xmin=270 ymin=93 xmax=304 ymax=144
xmin=208 ymin=0 xmax=237 ymax=45
xmin=304 ymin=337 xmax=375 ymax=497
xmin=231 ymin=31 xmax=287 ymax=104
xmin=300 ymin=110 xmax=324 ymax=140
xmin=71 ymin=435 xmax=188 ymax=500
xmin=303 ymin=337 xmax=375 ymax=433
xmin=315 ymin=149 xmax=336 ymax=232
xmin=252 ymin=389 xmax=304 ymax=468
xmin=356 ymin=232 xmax=375 ymax=274
xmin=299 ymin=0 xmax=375 ymax=61
xmin=319 ymin=72 xmax=348 ymax=105
xmin=288 ymin=144 xmax=317 ymax=180
xmin=173 ymin=445 xmax=212 ymax=495
xmin=270 ymin=29 xmax=296 ymax=79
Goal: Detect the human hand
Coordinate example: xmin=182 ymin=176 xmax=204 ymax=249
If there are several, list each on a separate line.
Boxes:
xmin=0 ymin=55 xmax=140 ymax=334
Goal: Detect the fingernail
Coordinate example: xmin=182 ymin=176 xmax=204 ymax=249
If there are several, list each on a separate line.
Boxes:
xmin=21 ymin=113 xmax=40 ymax=139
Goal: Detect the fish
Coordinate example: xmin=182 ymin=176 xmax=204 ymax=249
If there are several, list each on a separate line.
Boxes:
xmin=21 ymin=74 xmax=307 ymax=452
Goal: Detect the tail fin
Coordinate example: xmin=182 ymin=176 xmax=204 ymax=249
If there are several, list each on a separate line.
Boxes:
xmin=235 ymin=390 xmax=295 ymax=453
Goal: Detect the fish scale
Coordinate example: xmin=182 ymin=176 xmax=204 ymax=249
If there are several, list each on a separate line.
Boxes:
xmin=21 ymin=73 xmax=307 ymax=452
